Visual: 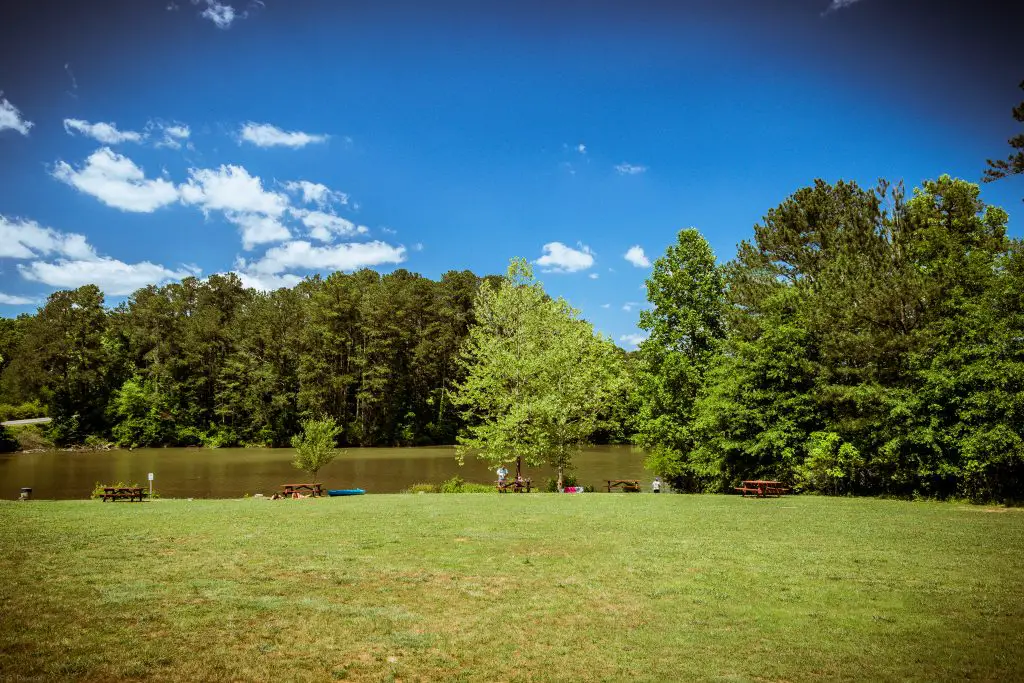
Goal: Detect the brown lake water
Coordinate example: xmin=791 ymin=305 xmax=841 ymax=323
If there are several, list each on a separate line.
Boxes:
xmin=0 ymin=444 xmax=649 ymax=500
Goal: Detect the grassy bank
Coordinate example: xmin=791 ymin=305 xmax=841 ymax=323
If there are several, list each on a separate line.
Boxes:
xmin=1 ymin=495 xmax=1022 ymax=681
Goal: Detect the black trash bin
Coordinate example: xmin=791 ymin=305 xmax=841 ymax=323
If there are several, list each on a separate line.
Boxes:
xmin=19 ymin=487 xmax=32 ymax=501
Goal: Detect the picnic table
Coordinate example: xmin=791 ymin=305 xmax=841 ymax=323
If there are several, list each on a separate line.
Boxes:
xmin=606 ymin=479 xmax=641 ymax=493
xmin=496 ymin=479 xmax=532 ymax=493
xmin=735 ymin=480 xmax=791 ymax=498
xmin=101 ymin=486 xmax=146 ymax=502
xmin=280 ymin=483 xmax=324 ymax=497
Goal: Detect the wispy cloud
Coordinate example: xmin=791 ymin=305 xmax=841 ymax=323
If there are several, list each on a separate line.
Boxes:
xmin=823 ymin=0 xmax=864 ymax=14
xmin=193 ymin=0 xmax=237 ymax=28
xmin=179 ymin=164 xmax=292 ymax=248
xmin=624 ymin=245 xmax=651 ymax=268
xmin=619 ymin=332 xmax=648 ymax=349
xmin=576 ymin=143 xmax=587 ymax=154
xmin=622 ymin=301 xmax=640 ymax=312
xmin=589 ymin=273 xmax=599 ymax=280
xmin=282 ymin=180 xmax=348 ymax=208
xmin=0 ymin=292 xmax=37 ymax=305
xmin=0 ymin=95 xmax=33 ymax=136
xmin=535 ymin=242 xmax=595 ymax=273
xmin=0 ymin=214 xmax=197 ymax=296
xmin=615 ymin=162 xmax=647 ymax=175
xmin=63 ymin=119 xmax=143 ymax=144
xmin=240 ymin=122 xmax=328 ymax=148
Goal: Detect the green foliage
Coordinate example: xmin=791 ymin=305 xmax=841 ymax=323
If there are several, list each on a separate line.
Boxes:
xmin=291 ymin=417 xmax=342 ymax=480
xmin=439 ymin=475 xmax=465 ymax=493
xmin=437 ymin=476 xmax=492 ymax=493
xmin=6 ymin=424 xmax=53 ymax=451
xmin=636 ymin=176 xmax=1022 ymax=501
xmin=454 ymin=258 xmax=627 ymax=487
xmin=0 ymin=400 xmax=46 ymax=422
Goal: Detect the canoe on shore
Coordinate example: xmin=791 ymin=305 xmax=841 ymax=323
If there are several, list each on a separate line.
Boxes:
xmin=327 ymin=489 xmax=365 ymax=497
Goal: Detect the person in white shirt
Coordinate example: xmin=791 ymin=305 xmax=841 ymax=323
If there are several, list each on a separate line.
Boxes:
xmin=497 ymin=466 xmax=508 ymax=485
xmin=652 ymin=477 xmax=662 ymax=494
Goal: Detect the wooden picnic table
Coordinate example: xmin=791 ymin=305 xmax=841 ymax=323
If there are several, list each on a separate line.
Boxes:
xmin=496 ymin=479 xmax=532 ymax=493
xmin=735 ymin=480 xmax=791 ymax=498
xmin=606 ymin=479 xmax=641 ymax=493
xmin=101 ymin=486 xmax=146 ymax=502
xmin=280 ymin=483 xmax=324 ymax=497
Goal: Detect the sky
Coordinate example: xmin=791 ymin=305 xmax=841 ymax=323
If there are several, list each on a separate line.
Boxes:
xmin=1 ymin=0 xmax=1021 ymax=347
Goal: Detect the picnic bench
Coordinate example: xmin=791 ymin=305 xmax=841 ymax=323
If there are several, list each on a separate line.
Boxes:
xmin=734 ymin=480 xmax=791 ymax=498
xmin=280 ymin=483 xmax=324 ymax=497
xmin=101 ymin=486 xmax=146 ymax=502
xmin=496 ymin=479 xmax=532 ymax=493
xmin=606 ymin=479 xmax=641 ymax=493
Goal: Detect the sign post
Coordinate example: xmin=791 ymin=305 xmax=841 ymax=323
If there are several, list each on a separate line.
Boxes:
xmin=148 ymin=472 xmax=154 ymax=498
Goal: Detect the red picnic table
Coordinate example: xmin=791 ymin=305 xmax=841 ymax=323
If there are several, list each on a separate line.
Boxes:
xmin=735 ymin=480 xmax=791 ymax=498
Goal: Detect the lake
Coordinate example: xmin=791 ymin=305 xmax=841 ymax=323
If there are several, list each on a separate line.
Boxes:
xmin=0 ymin=444 xmax=649 ymax=499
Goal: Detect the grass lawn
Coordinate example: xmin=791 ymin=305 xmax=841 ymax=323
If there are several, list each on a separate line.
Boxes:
xmin=1 ymin=495 xmax=1022 ymax=682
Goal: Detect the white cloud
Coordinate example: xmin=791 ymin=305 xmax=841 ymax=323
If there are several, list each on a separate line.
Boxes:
xmin=244 ymin=240 xmax=406 ymax=276
xmin=291 ymin=209 xmax=367 ymax=242
xmin=589 ymin=273 xmax=599 ymax=280
xmin=535 ymin=241 xmax=595 ymax=273
xmin=576 ymin=143 xmax=586 ymax=154
xmin=234 ymin=270 xmax=304 ymax=292
xmin=823 ymin=0 xmax=863 ymax=13
xmin=0 ymin=292 xmax=37 ymax=305
xmin=52 ymin=148 xmax=179 ymax=212
xmin=600 ymin=303 xmax=611 ymax=309
xmin=619 ymin=332 xmax=649 ymax=349
xmin=240 ymin=122 xmax=328 ymax=148
xmin=63 ymin=119 xmax=143 ymax=144
xmin=19 ymin=258 xmax=200 ymax=296
xmin=615 ymin=163 xmax=647 ymax=175
xmin=180 ymin=164 xmax=289 ymax=217
xmin=152 ymin=122 xmax=191 ymax=149
xmin=0 ymin=95 xmax=33 ymax=135
xmin=283 ymin=180 xmax=348 ymax=207
xmin=622 ymin=301 xmax=640 ymax=312
xmin=194 ymin=0 xmax=236 ymax=28
xmin=227 ymin=213 xmax=292 ymax=250
xmin=0 ymin=215 xmax=96 ymax=261
xmin=624 ymin=245 xmax=651 ymax=268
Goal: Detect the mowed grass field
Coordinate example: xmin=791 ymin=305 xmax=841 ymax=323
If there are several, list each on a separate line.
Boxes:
xmin=1 ymin=494 xmax=1022 ymax=682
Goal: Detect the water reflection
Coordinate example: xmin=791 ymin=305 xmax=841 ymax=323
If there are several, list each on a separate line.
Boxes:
xmin=0 ymin=444 xmax=648 ymax=499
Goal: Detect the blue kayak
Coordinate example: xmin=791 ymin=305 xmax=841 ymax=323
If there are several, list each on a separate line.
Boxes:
xmin=328 ymin=489 xmax=365 ymax=496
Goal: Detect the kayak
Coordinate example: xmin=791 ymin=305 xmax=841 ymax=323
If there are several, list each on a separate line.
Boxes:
xmin=327 ymin=489 xmax=365 ymax=496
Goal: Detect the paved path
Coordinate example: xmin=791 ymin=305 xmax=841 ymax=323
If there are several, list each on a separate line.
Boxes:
xmin=0 ymin=417 xmax=52 ymax=426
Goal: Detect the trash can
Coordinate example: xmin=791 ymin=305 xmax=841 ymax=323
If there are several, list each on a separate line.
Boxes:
xmin=19 ymin=487 xmax=32 ymax=501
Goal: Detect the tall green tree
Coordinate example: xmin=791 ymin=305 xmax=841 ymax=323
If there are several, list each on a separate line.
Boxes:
xmin=454 ymin=258 xmax=624 ymax=483
xmin=984 ymin=80 xmax=1024 ymax=197
xmin=633 ymin=229 xmax=726 ymax=490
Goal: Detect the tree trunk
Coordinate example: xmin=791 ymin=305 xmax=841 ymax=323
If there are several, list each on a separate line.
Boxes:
xmin=557 ymin=465 xmax=564 ymax=491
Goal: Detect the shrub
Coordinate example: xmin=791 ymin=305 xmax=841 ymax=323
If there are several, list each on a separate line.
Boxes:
xmin=0 ymin=425 xmax=18 ymax=453
xmin=404 ymin=483 xmax=438 ymax=494
xmin=545 ymin=475 xmax=580 ymax=492
xmin=8 ymin=424 xmax=54 ymax=451
xmin=439 ymin=475 xmax=465 ymax=493
xmin=0 ymin=401 xmax=47 ymax=422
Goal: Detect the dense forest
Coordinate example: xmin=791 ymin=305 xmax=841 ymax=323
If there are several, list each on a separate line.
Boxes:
xmin=0 ymin=269 xmax=521 ymax=448
xmin=634 ymin=176 xmax=1023 ymax=502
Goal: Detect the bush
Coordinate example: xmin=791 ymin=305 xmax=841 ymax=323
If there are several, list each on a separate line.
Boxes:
xmin=439 ymin=475 xmax=465 ymax=493
xmin=0 ymin=401 xmax=47 ymax=422
xmin=7 ymin=424 xmax=54 ymax=451
xmin=405 ymin=483 xmax=437 ymax=494
xmin=545 ymin=475 xmax=580 ymax=492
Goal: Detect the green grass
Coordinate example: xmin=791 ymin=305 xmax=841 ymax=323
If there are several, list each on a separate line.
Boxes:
xmin=1 ymin=495 xmax=1022 ymax=682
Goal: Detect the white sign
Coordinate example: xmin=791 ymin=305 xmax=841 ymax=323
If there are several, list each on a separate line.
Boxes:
xmin=148 ymin=473 xmax=154 ymax=481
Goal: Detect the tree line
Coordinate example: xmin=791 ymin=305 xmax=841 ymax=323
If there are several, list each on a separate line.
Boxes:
xmin=0 ymin=268 xmax=516 ymax=448
xmin=633 ymin=176 xmax=1022 ymax=502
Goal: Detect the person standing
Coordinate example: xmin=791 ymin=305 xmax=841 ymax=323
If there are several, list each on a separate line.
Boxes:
xmin=497 ymin=465 xmax=508 ymax=485
xmin=652 ymin=477 xmax=662 ymax=494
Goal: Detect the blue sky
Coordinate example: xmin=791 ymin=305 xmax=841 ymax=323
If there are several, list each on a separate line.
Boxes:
xmin=1 ymin=0 xmax=1021 ymax=347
